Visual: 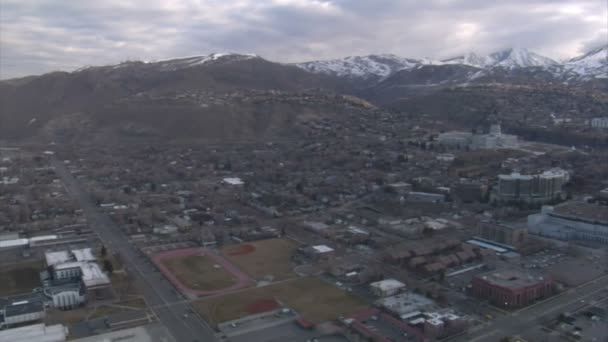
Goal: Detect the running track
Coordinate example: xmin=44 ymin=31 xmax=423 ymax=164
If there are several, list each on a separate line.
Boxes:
xmin=152 ymin=248 xmax=254 ymax=299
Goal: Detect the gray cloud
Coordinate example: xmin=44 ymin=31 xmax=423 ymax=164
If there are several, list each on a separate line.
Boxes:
xmin=0 ymin=0 xmax=605 ymax=79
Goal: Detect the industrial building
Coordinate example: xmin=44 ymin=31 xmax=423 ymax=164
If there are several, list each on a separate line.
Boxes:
xmin=590 ymin=117 xmax=608 ymax=129
xmin=495 ymin=168 xmax=569 ymax=204
xmin=528 ymin=202 xmax=608 ymax=244
xmin=370 ymin=279 xmax=406 ymax=297
xmin=0 ymin=298 xmax=46 ymax=328
xmin=471 ymin=269 xmax=554 ymax=308
xmin=0 ymin=323 xmax=67 ymax=342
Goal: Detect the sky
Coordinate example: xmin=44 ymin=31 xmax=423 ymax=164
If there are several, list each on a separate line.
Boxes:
xmin=0 ymin=0 xmax=606 ymax=79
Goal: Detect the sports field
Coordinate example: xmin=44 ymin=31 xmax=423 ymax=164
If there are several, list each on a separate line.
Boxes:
xmin=161 ymin=255 xmax=236 ymax=292
xmin=152 ymin=248 xmax=253 ymax=298
xmin=220 ymin=238 xmax=298 ymax=281
xmin=0 ymin=262 xmax=43 ymax=296
xmin=194 ymin=277 xmax=369 ymax=327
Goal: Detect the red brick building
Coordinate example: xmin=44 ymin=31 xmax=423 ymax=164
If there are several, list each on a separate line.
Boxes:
xmin=471 ymin=270 xmax=554 ymax=308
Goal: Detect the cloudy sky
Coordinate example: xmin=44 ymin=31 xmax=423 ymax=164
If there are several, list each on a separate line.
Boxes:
xmin=0 ymin=0 xmax=605 ymax=79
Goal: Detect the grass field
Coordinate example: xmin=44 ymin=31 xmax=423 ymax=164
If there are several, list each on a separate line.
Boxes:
xmin=220 ymin=238 xmax=297 ymax=281
xmin=194 ymin=277 xmax=369 ymax=327
xmin=161 ymin=255 xmax=236 ymax=291
xmin=0 ymin=262 xmax=43 ymax=296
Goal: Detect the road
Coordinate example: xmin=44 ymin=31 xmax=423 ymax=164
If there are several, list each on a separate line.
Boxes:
xmin=452 ymin=274 xmax=608 ymax=342
xmin=52 ymin=159 xmax=217 ymax=342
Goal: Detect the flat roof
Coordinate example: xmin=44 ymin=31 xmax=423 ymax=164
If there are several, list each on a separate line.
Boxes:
xmin=4 ymin=301 xmax=44 ymax=317
xmin=80 ymin=263 xmax=111 ymax=288
xmin=72 ymin=248 xmax=96 ymax=262
xmin=376 ymin=293 xmax=434 ymax=316
xmin=312 ymin=245 xmax=334 ymax=253
xmin=477 ymin=269 xmax=548 ymax=289
xmin=71 ymin=323 xmax=175 ymax=342
xmin=0 ymin=324 xmax=67 ymax=342
xmin=370 ymin=279 xmax=406 ymax=291
xmin=551 ymin=202 xmax=608 ymax=225
xmin=223 ymin=177 xmax=244 ymax=185
xmin=466 ymin=239 xmax=508 ymax=253
xmin=0 ymin=238 xmax=29 ymax=249
xmin=45 ymin=251 xmax=71 ymax=266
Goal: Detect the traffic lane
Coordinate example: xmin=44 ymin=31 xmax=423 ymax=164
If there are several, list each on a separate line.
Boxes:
xmin=52 ymin=159 xmax=217 ymax=342
xmin=457 ymin=275 xmax=608 ymax=342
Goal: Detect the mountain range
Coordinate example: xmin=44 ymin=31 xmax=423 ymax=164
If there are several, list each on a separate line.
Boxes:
xmin=295 ymin=46 xmax=607 ymax=82
xmin=0 ymin=46 xmax=606 ymax=143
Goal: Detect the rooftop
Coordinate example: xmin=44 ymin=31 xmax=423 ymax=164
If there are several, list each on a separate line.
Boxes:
xmin=551 ymin=202 xmax=608 ymax=225
xmin=375 ymin=292 xmax=435 ymax=316
xmin=4 ymin=300 xmax=45 ymax=317
xmin=370 ymin=279 xmax=406 ymax=291
xmin=71 ymin=323 xmax=174 ymax=342
xmin=45 ymin=251 xmax=71 ymax=266
xmin=79 ymin=263 xmax=111 ymax=288
xmin=0 ymin=324 xmax=67 ymax=342
xmin=476 ymin=269 xmax=548 ymax=289
xmin=312 ymin=245 xmax=334 ymax=253
xmin=223 ymin=177 xmax=244 ymax=185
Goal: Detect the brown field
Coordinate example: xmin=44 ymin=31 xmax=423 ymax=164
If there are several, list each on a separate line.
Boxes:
xmin=0 ymin=261 xmax=43 ymax=296
xmin=220 ymin=238 xmax=297 ymax=281
xmin=194 ymin=277 xmax=369 ymax=327
xmin=161 ymin=255 xmax=236 ymax=291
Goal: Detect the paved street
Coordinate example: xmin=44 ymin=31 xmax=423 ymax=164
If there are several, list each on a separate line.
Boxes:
xmin=452 ymin=274 xmax=608 ymax=342
xmin=52 ymin=159 xmax=217 ymax=342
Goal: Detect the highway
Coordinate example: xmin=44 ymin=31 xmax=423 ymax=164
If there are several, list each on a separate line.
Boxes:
xmin=453 ymin=274 xmax=608 ymax=342
xmin=52 ymin=159 xmax=217 ymax=342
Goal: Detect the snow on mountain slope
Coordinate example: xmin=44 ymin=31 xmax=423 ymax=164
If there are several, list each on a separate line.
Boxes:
xmin=148 ymin=53 xmax=259 ymax=71
xmin=564 ymin=45 xmax=607 ymax=79
xmin=295 ymin=54 xmax=425 ymax=79
xmin=440 ymin=48 xmax=558 ymax=69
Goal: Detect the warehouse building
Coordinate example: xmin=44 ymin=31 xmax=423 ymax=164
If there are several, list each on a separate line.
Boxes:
xmin=0 ymin=295 xmax=47 ymax=329
xmin=528 ymin=201 xmax=608 ymax=244
xmin=471 ymin=269 xmax=554 ymax=308
xmin=0 ymin=323 xmax=67 ymax=342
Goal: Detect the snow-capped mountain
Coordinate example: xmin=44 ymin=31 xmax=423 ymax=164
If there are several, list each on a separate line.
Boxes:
xmin=440 ymin=48 xmax=558 ymax=69
xmin=77 ymin=53 xmax=260 ymax=73
xmin=147 ymin=53 xmax=259 ymax=72
xmin=295 ymin=54 xmax=426 ymax=80
xmin=564 ymin=45 xmax=607 ymax=79
xmin=297 ymin=47 xmax=605 ymax=83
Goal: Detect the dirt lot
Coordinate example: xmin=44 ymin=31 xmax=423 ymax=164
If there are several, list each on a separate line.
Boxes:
xmin=194 ymin=277 xmax=369 ymax=327
xmin=161 ymin=255 xmax=237 ymax=291
xmin=0 ymin=261 xmax=43 ymax=296
xmin=221 ymin=238 xmax=297 ymax=281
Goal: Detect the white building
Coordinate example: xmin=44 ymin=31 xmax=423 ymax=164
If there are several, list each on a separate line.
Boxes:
xmin=369 ymin=279 xmax=406 ymax=297
xmin=528 ymin=202 xmax=608 ymax=244
xmin=0 ymin=323 xmax=67 ymax=342
xmin=45 ymin=249 xmax=111 ymax=290
xmin=438 ymin=124 xmax=519 ymax=150
xmin=590 ymin=117 xmax=608 ymax=129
